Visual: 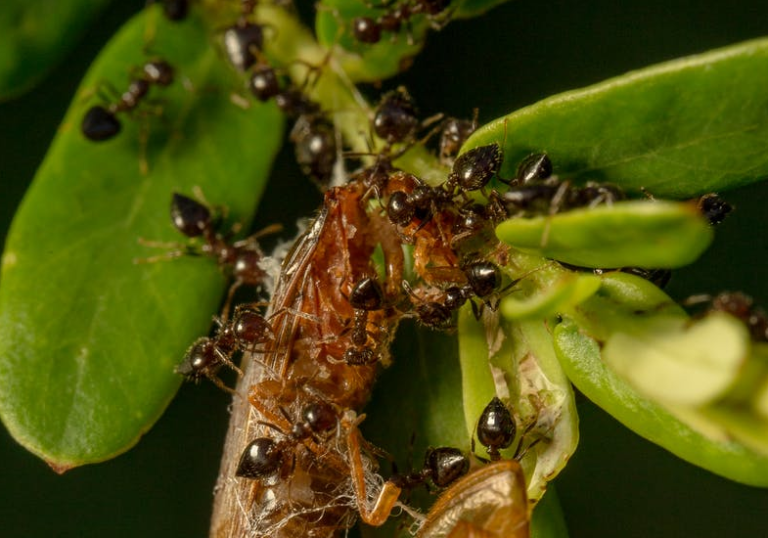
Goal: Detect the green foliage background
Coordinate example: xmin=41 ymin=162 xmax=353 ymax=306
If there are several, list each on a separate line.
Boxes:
xmin=1 ymin=0 xmax=767 ymax=536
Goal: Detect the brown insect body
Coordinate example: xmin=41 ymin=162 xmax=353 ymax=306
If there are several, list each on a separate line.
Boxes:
xmin=210 ymin=182 xmax=404 ymax=537
xmin=417 ymin=460 xmax=530 ymax=538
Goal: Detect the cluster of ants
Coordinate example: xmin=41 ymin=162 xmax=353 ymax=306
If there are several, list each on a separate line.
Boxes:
xmin=81 ymin=1 xmax=761 ymax=536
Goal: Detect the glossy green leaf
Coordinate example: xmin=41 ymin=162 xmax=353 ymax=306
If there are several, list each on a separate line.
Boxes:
xmin=464 ymin=37 xmax=768 ymax=197
xmin=501 ymin=272 xmax=601 ymax=320
xmin=316 ymin=0 xmax=427 ymax=82
xmin=0 ymin=0 xmax=110 ymax=100
xmin=496 ymin=200 xmax=713 ymax=269
xmin=0 ymin=9 xmax=283 ymax=470
xmin=554 ymin=318 xmax=768 ymax=486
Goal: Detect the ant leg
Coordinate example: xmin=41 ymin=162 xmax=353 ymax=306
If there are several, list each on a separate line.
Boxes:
xmin=540 ymin=180 xmax=570 ymax=247
xmin=344 ymin=413 xmax=402 ymax=526
xmin=220 ymin=279 xmax=243 ymax=324
xmin=207 ymin=373 xmax=238 ymax=395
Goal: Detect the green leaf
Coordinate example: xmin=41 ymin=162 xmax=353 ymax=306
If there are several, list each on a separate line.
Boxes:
xmin=602 ymin=312 xmax=750 ymax=406
xmin=495 ymin=200 xmax=713 ymax=269
xmin=464 ymin=37 xmax=768 ymax=197
xmin=554 ymin=316 xmax=768 ymax=486
xmin=316 ymin=0 xmax=427 ymax=82
xmin=0 ymin=0 xmax=111 ymax=100
xmin=0 ymin=9 xmax=283 ymax=470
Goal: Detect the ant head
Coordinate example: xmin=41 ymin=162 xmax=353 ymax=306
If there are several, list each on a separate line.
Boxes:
xmin=176 ymin=337 xmax=218 ymax=379
xmin=170 ymin=193 xmax=212 ymax=238
xmin=476 ymin=397 xmax=516 ymax=460
xmin=235 ymin=438 xmax=282 ymax=479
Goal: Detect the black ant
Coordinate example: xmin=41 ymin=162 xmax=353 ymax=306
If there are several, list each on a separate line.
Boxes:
xmin=235 ymin=400 xmax=339 ymax=480
xmin=81 ymin=59 xmax=174 ymax=142
xmin=176 ymin=304 xmax=274 ymax=392
xmin=343 ymin=276 xmax=386 ymax=365
xmin=696 ymin=193 xmax=732 ymax=226
xmin=389 ymin=446 xmax=469 ymax=490
xmin=386 ymin=179 xmax=454 ymax=229
xmin=290 ymin=113 xmax=338 ymax=188
xmin=372 ymin=86 xmax=420 ymax=146
xmin=501 ymin=154 xmax=625 ymax=218
xmin=139 ymin=192 xmax=281 ymax=314
xmin=351 ymin=0 xmax=451 ymax=45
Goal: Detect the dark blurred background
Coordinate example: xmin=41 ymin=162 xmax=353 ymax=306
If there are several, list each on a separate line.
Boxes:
xmin=1 ymin=0 xmax=768 ymax=536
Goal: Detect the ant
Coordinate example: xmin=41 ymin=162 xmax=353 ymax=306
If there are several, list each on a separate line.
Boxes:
xmin=139 ymin=192 xmax=281 ymax=314
xmin=386 ymin=178 xmax=455 ymax=231
xmin=343 ymin=276 xmax=386 ymax=365
xmin=290 ymin=113 xmax=338 ymax=188
xmin=389 ymin=446 xmax=470 ymax=491
xmin=696 ymin=192 xmax=732 ymax=226
xmin=351 ymin=0 xmax=451 ymax=45
xmin=176 ymin=304 xmax=275 ymax=392
xmin=402 ymin=260 xmax=508 ymax=327
xmin=475 ymin=396 xmax=516 ymax=461
xmin=81 ymin=59 xmax=174 ymax=142
xmin=373 ymin=86 xmax=420 ymax=147
xmin=235 ymin=399 xmax=340 ymax=480
xmin=501 ymin=153 xmax=625 ymax=220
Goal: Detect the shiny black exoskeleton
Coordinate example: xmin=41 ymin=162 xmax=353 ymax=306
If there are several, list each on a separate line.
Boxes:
xmin=386 ymin=179 xmax=454 ymax=229
xmin=516 ymin=153 xmax=553 ymax=183
xmin=81 ymin=60 xmax=174 ymax=141
xmin=176 ymin=304 xmax=273 ymax=391
xmin=290 ymin=114 xmax=337 ymax=188
xmin=373 ymin=87 xmax=419 ymax=145
xmin=351 ymin=0 xmax=452 ymax=45
xmin=439 ymin=115 xmax=477 ymax=163
xmin=236 ymin=400 xmax=338 ymax=479
xmin=444 ymin=143 xmax=503 ymax=195
xmin=343 ymin=277 xmax=385 ymax=365
xmin=476 ymin=397 xmax=516 ymax=461
xmin=389 ymin=446 xmax=469 ymax=491
xmin=697 ymin=193 xmax=733 ymax=226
